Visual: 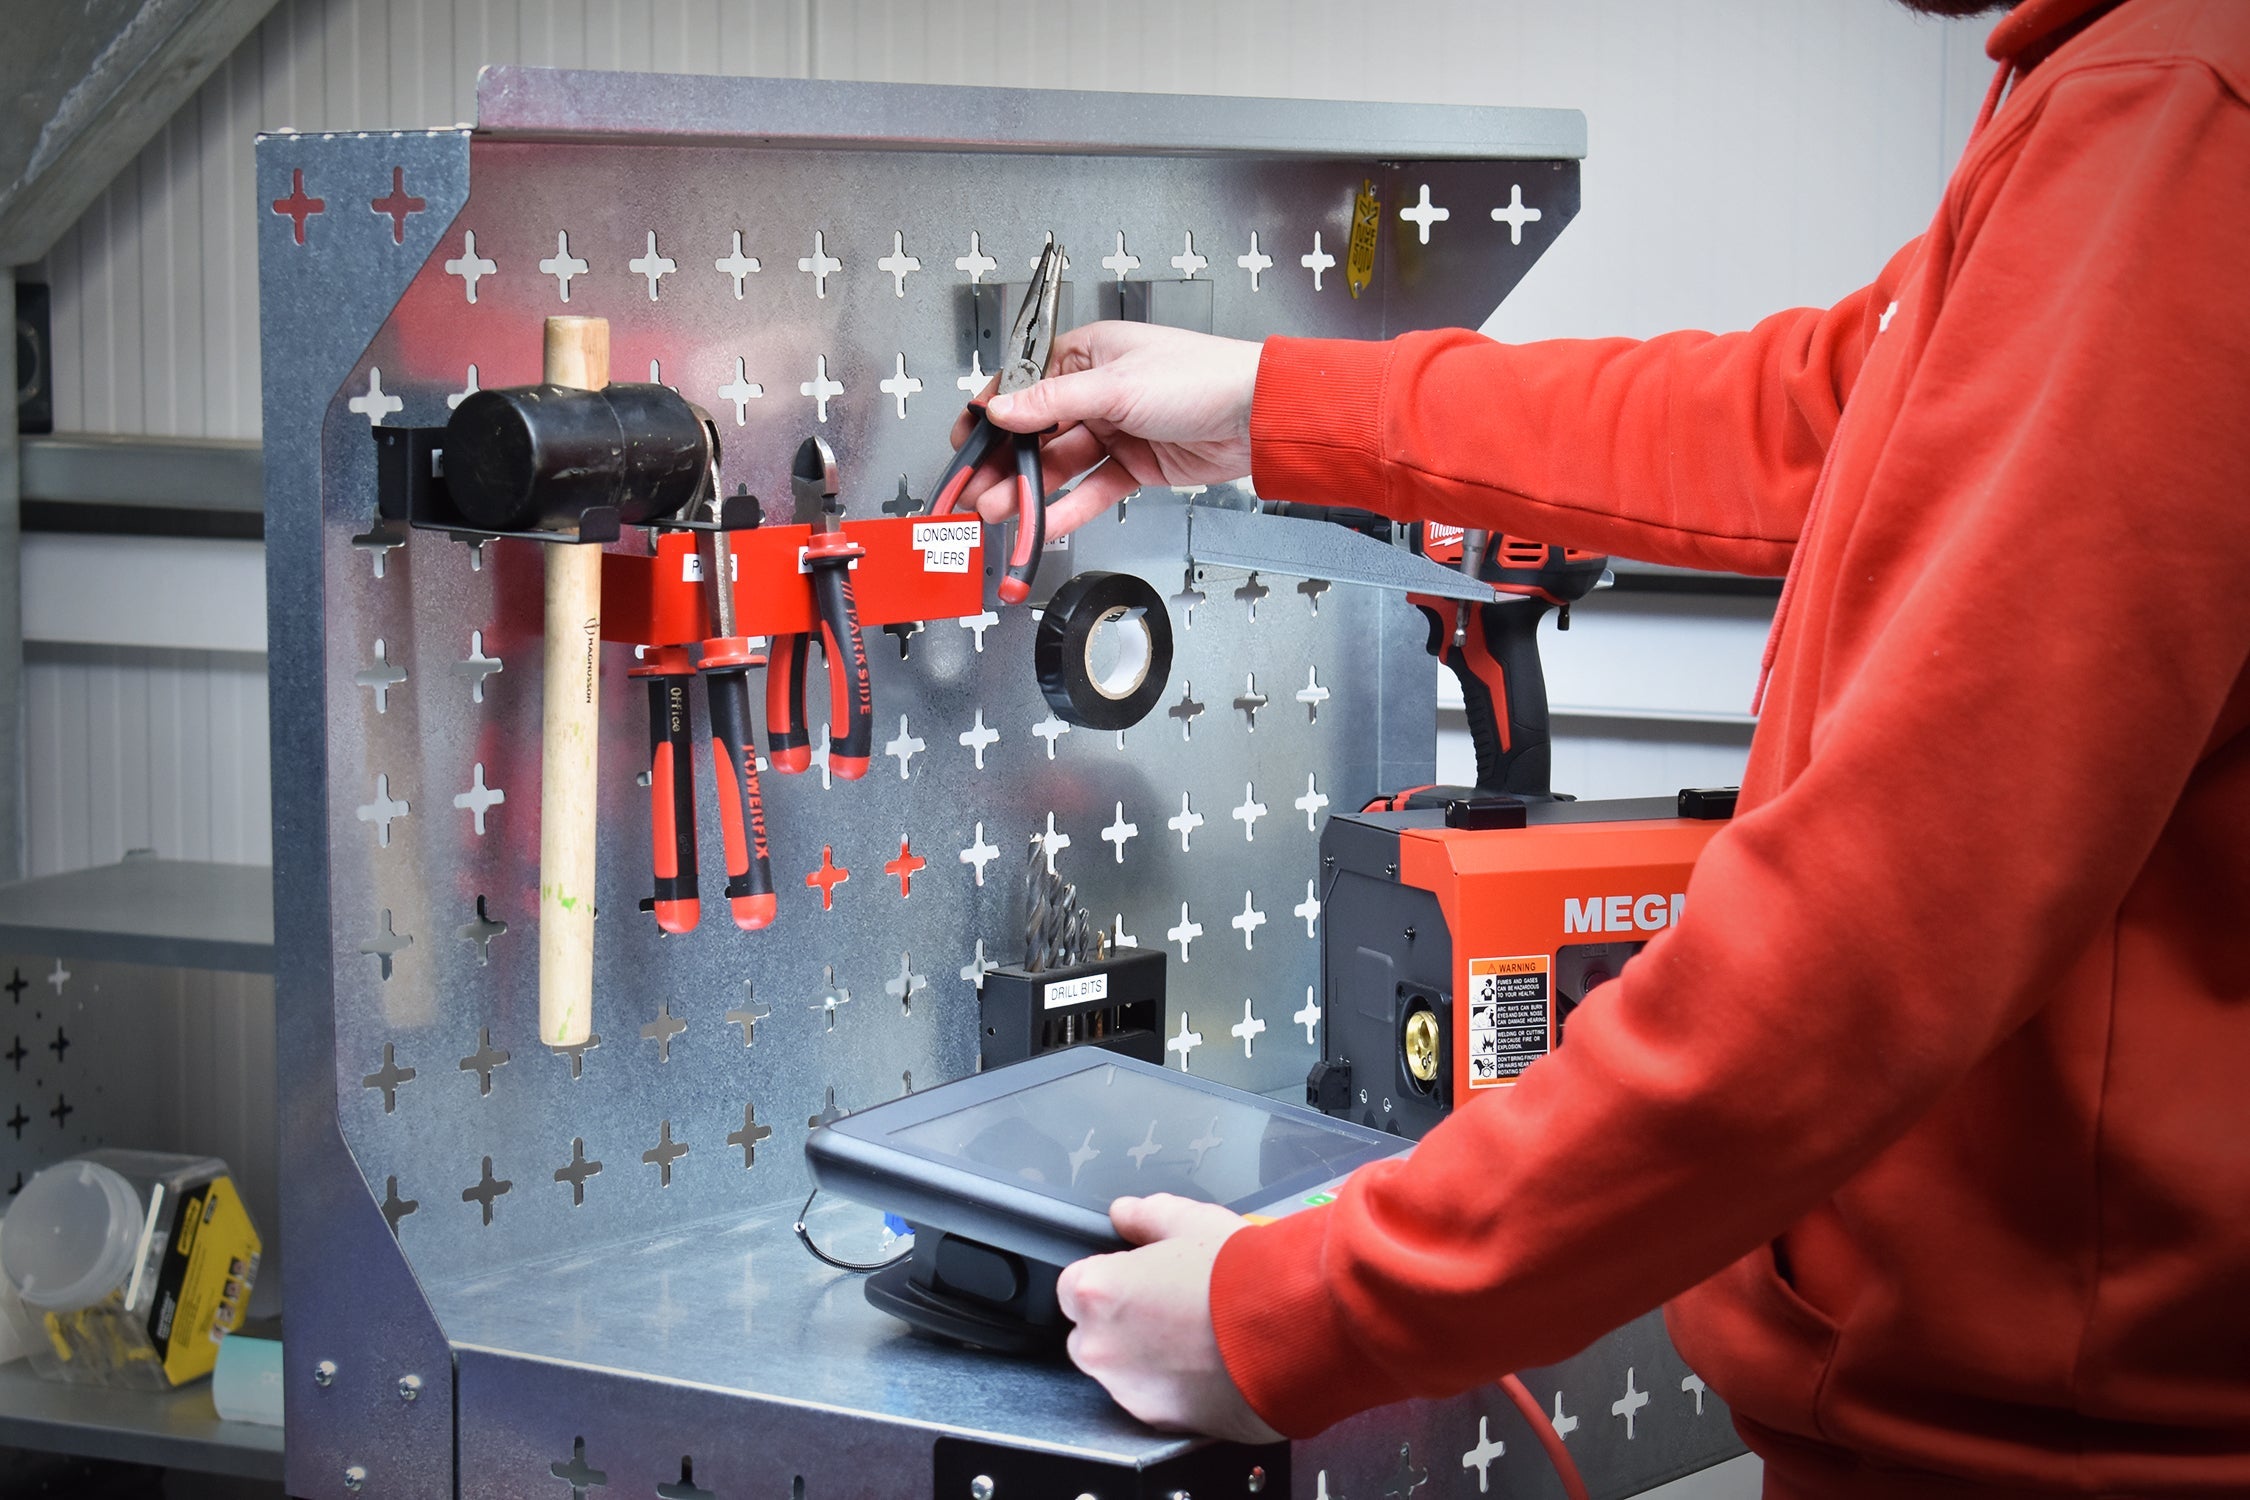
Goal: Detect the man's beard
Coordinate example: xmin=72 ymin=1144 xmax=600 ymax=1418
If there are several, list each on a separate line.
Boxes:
xmin=1891 ymin=0 xmax=2021 ymax=13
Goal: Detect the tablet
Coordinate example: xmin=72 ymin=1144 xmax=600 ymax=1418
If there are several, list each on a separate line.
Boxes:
xmin=807 ymin=1047 xmax=1408 ymax=1273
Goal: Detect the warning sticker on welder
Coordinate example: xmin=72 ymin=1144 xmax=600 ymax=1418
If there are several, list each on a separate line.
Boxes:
xmin=1467 ymin=954 xmax=1551 ymax=1087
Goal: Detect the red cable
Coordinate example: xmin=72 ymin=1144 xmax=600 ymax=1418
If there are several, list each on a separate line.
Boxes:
xmin=1500 ymin=1372 xmax=1591 ymax=1500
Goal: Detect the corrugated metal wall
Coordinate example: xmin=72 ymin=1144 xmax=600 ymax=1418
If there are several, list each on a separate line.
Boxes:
xmin=22 ymin=0 xmax=1997 ymax=877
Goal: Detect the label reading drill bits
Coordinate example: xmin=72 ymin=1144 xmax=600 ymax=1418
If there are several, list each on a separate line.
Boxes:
xmin=1043 ymin=972 xmax=1110 ymax=1010
xmin=1467 ymin=954 xmax=1550 ymax=1087
xmin=1347 ymin=179 xmax=1382 ymax=300
xmin=911 ymin=519 xmax=979 ymax=574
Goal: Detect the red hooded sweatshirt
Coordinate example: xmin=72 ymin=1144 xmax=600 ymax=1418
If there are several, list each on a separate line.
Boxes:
xmin=1211 ymin=2 xmax=2250 ymax=1493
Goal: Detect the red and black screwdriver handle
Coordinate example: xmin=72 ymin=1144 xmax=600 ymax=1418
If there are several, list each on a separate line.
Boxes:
xmin=930 ymin=405 xmax=1046 ymax=606
xmin=700 ymin=633 xmax=778 ymax=931
xmin=630 ymin=646 xmax=700 ymax=934
xmin=765 ymin=530 xmax=873 ymax=780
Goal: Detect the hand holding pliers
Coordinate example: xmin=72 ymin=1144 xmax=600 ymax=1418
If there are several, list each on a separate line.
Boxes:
xmin=930 ymin=240 xmax=1064 ymax=606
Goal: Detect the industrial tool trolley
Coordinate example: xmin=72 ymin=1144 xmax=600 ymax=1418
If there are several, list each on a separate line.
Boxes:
xmin=259 ymin=68 xmax=1741 ymax=1499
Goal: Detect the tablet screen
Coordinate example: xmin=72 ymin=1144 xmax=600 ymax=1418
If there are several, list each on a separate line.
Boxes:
xmin=888 ymin=1058 xmax=1386 ymax=1214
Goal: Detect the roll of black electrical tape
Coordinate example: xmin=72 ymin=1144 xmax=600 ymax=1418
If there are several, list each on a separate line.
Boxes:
xmin=1034 ymin=571 xmax=1174 ymax=731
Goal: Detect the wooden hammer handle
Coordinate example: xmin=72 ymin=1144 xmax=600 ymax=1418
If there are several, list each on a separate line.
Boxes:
xmin=539 ymin=316 xmax=609 ymax=1046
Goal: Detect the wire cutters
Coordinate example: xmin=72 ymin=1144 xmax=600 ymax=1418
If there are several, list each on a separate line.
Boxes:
xmin=767 ymin=435 xmax=873 ymax=781
xmin=930 ymin=240 xmax=1064 ymax=606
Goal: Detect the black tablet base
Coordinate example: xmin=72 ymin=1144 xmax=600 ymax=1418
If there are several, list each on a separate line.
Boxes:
xmin=866 ymin=1229 xmax=1071 ymax=1357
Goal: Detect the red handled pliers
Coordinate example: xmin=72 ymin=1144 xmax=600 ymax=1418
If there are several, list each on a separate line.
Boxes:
xmin=929 ymin=240 xmax=1064 ymax=606
xmin=767 ymin=434 xmax=873 ymax=781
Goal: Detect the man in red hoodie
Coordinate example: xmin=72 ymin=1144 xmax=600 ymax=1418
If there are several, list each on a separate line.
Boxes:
xmin=951 ymin=0 xmax=2250 ymax=1493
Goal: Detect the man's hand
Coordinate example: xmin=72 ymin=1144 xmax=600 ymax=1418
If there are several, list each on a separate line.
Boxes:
xmin=951 ymin=322 xmax=1262 ymax=537
xmin=1056 ymin=1193 xmax=1285 ymax=1444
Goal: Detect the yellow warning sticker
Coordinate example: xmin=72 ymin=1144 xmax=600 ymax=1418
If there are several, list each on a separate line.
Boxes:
xmin=1347 ymin=179 xmax=1381 ymax=300
xmin=1467 ymin=954 xmax=1552 ymax=1087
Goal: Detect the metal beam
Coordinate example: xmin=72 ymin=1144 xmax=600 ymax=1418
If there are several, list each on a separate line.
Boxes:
xmin=1 ymin=275 xmax=18 ymax=881
xmin=20 ymin=431 xmax=263 ymax=512
xmin=0 ymin=0 xmax=281 ymax=266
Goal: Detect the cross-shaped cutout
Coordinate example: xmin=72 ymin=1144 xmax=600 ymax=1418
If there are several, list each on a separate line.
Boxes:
xmin=883 ymin=476 xmax=922 ymax=518
xmin=1295 ymin=879 xmax=1323 ymax=938
xmin=1234 ymin=571 xmax=1270 ymax=619
xmin=806 ymin=846 xmax=849 ymax=910
xmin=1110 ymin=913 xmax=1140 ymax=949
xmin=458 ymin=1027 xmax=511 ymax=1096
xmin=4 ymin=1036 xmax=25 ymax=1071
xmin=1296 ymin=773 xmax=1331 ymax=831
xmin=1383 ymin=1442 xmax=1429 ymax=1498
xmin=810 ymin=965 xmax=851 ymax=1030
xmin=380 ymin=1175 xmax=418 ymax=1235
xmin=1231 ymin=890 xmax=1268 ymax=949
xmin=42 ymin=1026 xmax=66 ymax=1064
xmin=555 ymin=1138 xmax=602 ymax=1205
xmin=727 ymin=1101 xmax=773 ymax=1167
xmin=885 ymin=952 xmax=928 ymax=1014
xmin=455 ymin=629 xmax=502 ymax=702
xmin=1296 ymin=667 xmax=1332 ymax=723
xmin=46 ymin=960 xmax=68 ymax=995
xmin=444 ymin=229 xmax=495 ymax=301
xmin=658 ymin=1458 xmax=716 ymax=1500
xmin=1490 ymin=183 xmax=1543 ymax=245
xmin=643 ymin=1120 xmax=689 ymax=1185
xmin=271 ymin=167 xmax=324 ymax=243
xmin=1681 ymin=1372 xmax=1708 ymax=1416
xmin=1037 ymin=812 xmax=1072 ymax=873
xmin=555 ymin=1033 xmax=601 ymax=1080
xmin=1232 ymin=783 xmax=1269 ymax=841
xmin=1171 ymin=230 xmax=1209 ymax=278
xmin=1302 ymin=231 xmax=1337 ymax=291
xmin=453 ymin=762 xmax=505 ymax=835
xmin=360 ymin=909 xmax=412 ymax=980
xmin=808 ymin=1085 xmax=847 ymax=1129
xmin=714 ymin=356 xmax=763 ymax=425
xmin=956 ymin=347 xmax=989 ymax=395
xmin=1102 ymin=230 xmax=1141 ymax=280
xmin=955 ymin=230 xmax=998 ymax=283
xmin=540 ymin=230 xmax=588 ymax=301
xmin=463 ymin=1156 xmax=511 ymax=1225
xmin=884 ymin=715 xmax=926 ymax=778
xmin=1461 ymin=1418 xmax=1506 ymax=1494
xmin=884 ymin=838 xmax=927 ymax=897
xmin=348 ymin=367 xmax=403 ymax=426
xmin=809 ymin=724 xmax=835 ymax=790
xmin=1611 ymin=1366 xmax=1651 ymax=1439
xmin=1166 ymin=1011 xmax=1204 ymax=1069
xmin=1550 ymin=1390 xmax=1579 ymax=1438
xmin=1101 ymin=803 xmax=1138 ymax=862
xmin=1167 ymin=902 xmax=1204 ymax=962
xmin=357 ymin=773 xmax=410 ymax=846
xmin=3 ymin=970 xmax=23 ymax=1004
xmin=799 ymin=230 xmax=841 ymax=296
xmin=448 ymin=364 xmax=480 ymax=411
xmin=959 ymin=611 xmax=999 ymax=654
xmin=1230 ymin=999 xmax=1267 ymax=1057
xmin=641 ymin=1000 xmax=687 ymax=1063
xmin=1400 ymin=184 xmax=1450 ymax=244
xmin=716 ymin=230 xmax=760 ymax=296
xmin=961 ymin=939 xmax=998 ymax=990
xmin=801 ymin=354 xmax=844 ymax=421
xmin=362 ymin=1042 xmax=416 ymax=1112
xmin=877 ymin=231 xmax=921 ymax=295
xmin=1299 ymin=576 xmax=1332 ymax=615
xmin=726 ymin=983 xmax=770 ymax=1048
xmin=551 ymin=1437 xmax=607 ymax=1496
xmin=355 ymin=639 xmax=407 ymax=713
xmin=1122 ymin=1121 xmax=1162 ymax=1170
xmin=47 ymin=1094 xmax=71 ymax=1130
xmin=1235 ymin=674 xmax=1270 ymax=730
xmin=1028 ymin=231 xmax=1069 ymax=273
xmin=4 ymin=1105 xmax=27 ymax=1139
xmin=371 ymin=166 xmax=425 ymax=244
xmin=351 ymin=518 xmax=406 ymax=578
xmin=1168 ymin=792 xmax=1204 ymax=852
xmin=878 ymin=352 xmax=923 ymax=419
xmin=1237 ymin=230 xmax=1274 ymax=290
xmin=1167 ymin=684 xmax=1205 ymax=742
xmin=960 ymin=823 xmax=1000 ymax=886
xmin=1032 ymin=713 xmax=1072 ymax=760
xmin=1294 ymin=986 xmax=1323 ymax=1044
xmin=629 ymin=229 xmax=676 ymax=299
xmin=456 ymin=894 xmax=508 ymax=964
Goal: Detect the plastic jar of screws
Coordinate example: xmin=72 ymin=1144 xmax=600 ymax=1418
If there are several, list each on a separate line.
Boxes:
xmin=0 ymin=1150 xmax=261 ymax=1390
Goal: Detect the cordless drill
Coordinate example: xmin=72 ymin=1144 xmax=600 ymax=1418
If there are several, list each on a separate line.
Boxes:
xmin=1384 ymin=526 xmax=1608 ymax=806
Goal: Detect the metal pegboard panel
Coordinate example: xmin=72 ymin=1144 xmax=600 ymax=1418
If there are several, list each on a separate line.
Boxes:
xmin=260 ymin=68 xmax=1733 ymax=1500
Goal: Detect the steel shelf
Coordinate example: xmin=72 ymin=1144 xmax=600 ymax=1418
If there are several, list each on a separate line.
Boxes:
xmin=0 ymin=1362 xmax=283 ymax=1480
xmin=0 ymin=858 xmax=274 ymax=974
